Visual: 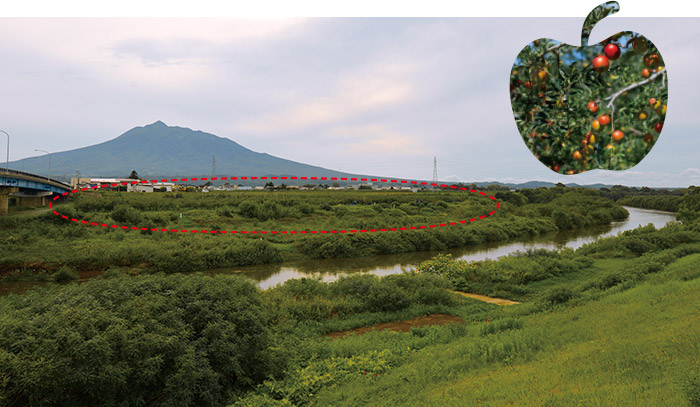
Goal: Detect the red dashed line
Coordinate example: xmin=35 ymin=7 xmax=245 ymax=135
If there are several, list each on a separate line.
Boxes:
xmin=47 ymin=175 xmax=500 ymax=234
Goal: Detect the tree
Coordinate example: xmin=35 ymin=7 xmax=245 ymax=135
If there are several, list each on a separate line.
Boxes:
xmin=128 ymin=170 xmax=139 ymax=179
xmin=0 ymin=274 xmax=278 ymax=406
xmin=510 ymin=5 xmax=668 ymax=175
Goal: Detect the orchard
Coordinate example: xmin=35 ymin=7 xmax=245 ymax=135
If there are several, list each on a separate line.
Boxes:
xmin=510 ymin=2 xmax=668 ymax=174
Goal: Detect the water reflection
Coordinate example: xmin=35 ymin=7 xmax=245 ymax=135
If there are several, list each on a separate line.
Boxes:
xmin=1 ymin=207 xmax=678 ymax=293
xmin=224 ymin=207 xmax=677 ymax=289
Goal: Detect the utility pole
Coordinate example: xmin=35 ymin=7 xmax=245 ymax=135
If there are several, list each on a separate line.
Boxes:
xmin=432 ymin=156 xmax=438 ymax=182
xmin=0 ymin=130 xmax=9 ymax=171
xmin=35 ymin=149 xmax=51 ymax=181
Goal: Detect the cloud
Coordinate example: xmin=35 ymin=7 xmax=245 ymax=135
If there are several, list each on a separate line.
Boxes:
xmin=235 ymin=63 xmax=416 ymax=134
xmin=326 ymin=124 xmax=426 ymax=155
xmin=0 ymin=17 xmax=698 ymax=188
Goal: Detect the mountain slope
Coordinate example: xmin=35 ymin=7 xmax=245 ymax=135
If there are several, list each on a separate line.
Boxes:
xmin=11 ymin=121 xmax=353 ymax=179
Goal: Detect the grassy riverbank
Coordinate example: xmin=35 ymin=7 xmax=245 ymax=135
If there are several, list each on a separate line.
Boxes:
xmin=1 ymin=187 xmax=699 ymax=406
xmin=0 ymin=186 xmax=628 ymax=278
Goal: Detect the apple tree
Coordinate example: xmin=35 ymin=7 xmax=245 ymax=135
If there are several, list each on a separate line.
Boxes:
xmin=510 ymin=1 xmax=668 ymax=174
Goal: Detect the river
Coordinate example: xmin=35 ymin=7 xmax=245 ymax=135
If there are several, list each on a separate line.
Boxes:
xmin=223 ymin=207 xmax=677 ymax=289
xmin=0 ymin=206 xmax=677 ymax=294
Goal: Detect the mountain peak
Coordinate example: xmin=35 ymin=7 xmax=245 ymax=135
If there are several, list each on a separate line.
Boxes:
xmin=10 ymin=122 xmax=353 ymax=179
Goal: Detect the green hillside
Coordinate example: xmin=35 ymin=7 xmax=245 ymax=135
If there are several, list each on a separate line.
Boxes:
xmin=9 ymin=121 xmax=354 ymax=179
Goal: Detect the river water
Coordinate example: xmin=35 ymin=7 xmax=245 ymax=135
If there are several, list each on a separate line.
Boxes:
xmin=0 ymin=207 xmax=677 ymax=294
xmin=223 ymin=207 xmax=677 ymax=289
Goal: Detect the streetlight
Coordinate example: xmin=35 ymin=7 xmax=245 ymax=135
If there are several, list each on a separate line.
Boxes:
xmin=35 ymin=149 xmax=51 ymax=181
xmin=0 ymin=130 xmax=8 ymax=171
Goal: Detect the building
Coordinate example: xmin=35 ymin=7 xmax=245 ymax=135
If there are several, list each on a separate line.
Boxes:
xmin=127 ymin=183 xmax=154 ymax=193
xmin=71 ymin=177 xmax=133 ymax=189
xmin=127 ymin=182 xmax=175 ymax=192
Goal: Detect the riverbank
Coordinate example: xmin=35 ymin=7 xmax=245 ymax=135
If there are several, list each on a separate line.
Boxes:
xmin=0 ymin=187 xmax=628 ymax=281
xmin=227 ymin=206 xmax=675 ymax=290
xmin=1 ymin=190 xmax=698 ymax=406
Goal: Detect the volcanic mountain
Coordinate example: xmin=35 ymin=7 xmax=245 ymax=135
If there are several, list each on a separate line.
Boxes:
xmin=13 ymin=121 xmax=354 ymax=180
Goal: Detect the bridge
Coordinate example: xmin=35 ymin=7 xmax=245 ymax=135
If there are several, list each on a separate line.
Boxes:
xmin=0 ymin=168 xmax=72 ymax=215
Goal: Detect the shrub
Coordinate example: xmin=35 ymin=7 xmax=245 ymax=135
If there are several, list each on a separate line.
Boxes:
xmin=53 ymin=266 xmax=78 ymax=282
xmin=110 ymin=203 xmax=143 ymax=225
xmin=365 ymin=280 xmax=411 ymax=312
xmin=543 ymin=286 xmax=576 ymax=305
xmin=0 ymin=274 xmax=278 ymax=406
xmin=278 ymin=278 xmax=329 ymax=299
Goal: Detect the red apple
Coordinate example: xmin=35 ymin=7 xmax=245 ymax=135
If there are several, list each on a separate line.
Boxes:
xmin=592 ymin=55 xmax=609 ymax=73
xmin=604 ymin=43 xmax=621 ymax=60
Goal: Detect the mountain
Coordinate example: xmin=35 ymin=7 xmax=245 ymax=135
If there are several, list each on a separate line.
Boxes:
xmin=9 ymin=122 xmax=653 ymax=189
xmin=11 ymin=121 xmax=355 ymax=180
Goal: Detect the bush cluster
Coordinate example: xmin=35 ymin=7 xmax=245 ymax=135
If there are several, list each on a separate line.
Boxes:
xmin=0 ymin=274 xmax=277 ymax=407
xmin=265 ymin=273 xmax=455 ymax=324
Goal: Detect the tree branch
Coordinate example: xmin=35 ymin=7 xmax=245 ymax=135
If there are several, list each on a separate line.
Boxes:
xmin=537 ymin=43 xmax=565 ymax=61
xmin=604 ymin=67 xmax=666 ymax=109
xmin=525 ymin=43 xmax=567 ymax=68
xmin=627 ymin=126 xmax=643 ymax=136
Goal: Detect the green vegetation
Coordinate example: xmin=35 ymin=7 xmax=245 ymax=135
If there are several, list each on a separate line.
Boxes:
xmin=416 ymin=249 xmax=593 ymax=300
xmin=511 ymin=3 xmax=667 ymax=174
xmin=616 ymin=194 xmax=683 ymax=212
xmin=598 ymin=184 xmax=688 ymax=211
xmin=1 ymin=185 xmax=698 ymax=406
xmin=0 ymin=274 xmax=278 ymax=406
xmin=0 ymin=187 xmax=627 ymax=277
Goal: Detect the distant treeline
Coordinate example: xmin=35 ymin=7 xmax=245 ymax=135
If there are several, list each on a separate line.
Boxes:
xmin=616 ymin=195 xmax=683 ymax=212
xmin=596 ymin=185 xmax=690 ymax=212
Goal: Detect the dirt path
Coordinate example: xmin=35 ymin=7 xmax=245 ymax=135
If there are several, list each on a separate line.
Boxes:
xmin=326 ymin=313 xmax=464 ymax=339
xmin=447 ymin=289 xmax=520 ymax=305
xmin=30 ymin=207 xmax=52 ymax=216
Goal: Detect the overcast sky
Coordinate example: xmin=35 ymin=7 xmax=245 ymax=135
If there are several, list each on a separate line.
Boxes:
xmin=1 ymin=17 xmax=699 ymax=187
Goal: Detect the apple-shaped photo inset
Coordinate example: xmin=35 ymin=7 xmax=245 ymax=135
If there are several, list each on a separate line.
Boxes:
xmin=510 ymin=1 xmax=668 ymax=175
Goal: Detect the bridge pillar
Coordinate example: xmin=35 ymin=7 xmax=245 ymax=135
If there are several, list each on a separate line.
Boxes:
xmin=0 ymin=187 xmax=19 ymax=215
xmin=19 ymin=195 xmax=48 ymax=207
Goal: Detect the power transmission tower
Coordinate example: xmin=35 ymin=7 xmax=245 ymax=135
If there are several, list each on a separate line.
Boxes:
xmin=211 ymin=155 xmax=216 ymax=185
xmin=432 ymin=156 xmax=438 ymax=182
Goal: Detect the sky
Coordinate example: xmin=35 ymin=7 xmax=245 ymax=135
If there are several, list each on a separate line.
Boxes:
xmin=1 ymin=14 xmax=699 ymax=187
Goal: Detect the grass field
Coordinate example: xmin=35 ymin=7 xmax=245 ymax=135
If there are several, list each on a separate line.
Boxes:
xmin=312 ymin=257 xmax=700 ymax=406
xmin=224 ymin=222 xmax=700 ymax=406
xmin=2 ymin=187 xmax=698 ymax=406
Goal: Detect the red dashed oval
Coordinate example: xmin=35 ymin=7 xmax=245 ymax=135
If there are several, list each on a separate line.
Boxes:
xmin=49 ymin=175 xmax=500 ymax=234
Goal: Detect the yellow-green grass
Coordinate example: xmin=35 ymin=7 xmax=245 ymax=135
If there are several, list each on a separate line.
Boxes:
xmin=314 ymin=256 xmax=700 ymax=406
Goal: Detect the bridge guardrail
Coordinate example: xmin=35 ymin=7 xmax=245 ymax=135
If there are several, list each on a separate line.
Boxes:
xmin=0 ymin=168 xmax=71 ymax=188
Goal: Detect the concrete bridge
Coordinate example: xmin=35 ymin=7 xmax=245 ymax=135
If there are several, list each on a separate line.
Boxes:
xmin=0 ymin=168 xmax=72 ymax=214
